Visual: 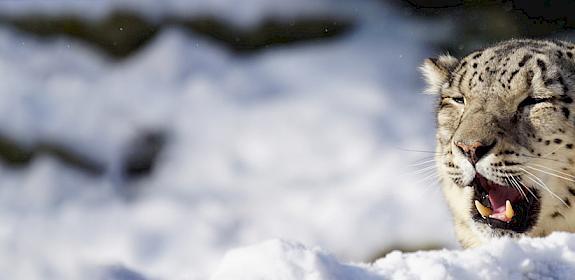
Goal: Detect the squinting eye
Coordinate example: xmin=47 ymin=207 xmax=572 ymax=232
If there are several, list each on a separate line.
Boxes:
xmin=518 ymin=96 xmax=550 ymax=108
xmin=452 ymin=97 xmax=465 ymax=104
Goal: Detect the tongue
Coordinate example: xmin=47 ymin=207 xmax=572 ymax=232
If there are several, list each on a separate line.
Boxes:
xmin=488 ymin=188 xmax=520 ymax=214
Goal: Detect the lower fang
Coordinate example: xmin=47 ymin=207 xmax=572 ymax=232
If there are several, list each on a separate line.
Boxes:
xmin=505 ymin=200 xmax=515 ymax=220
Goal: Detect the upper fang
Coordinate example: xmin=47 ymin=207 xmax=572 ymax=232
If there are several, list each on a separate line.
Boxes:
xmin=475 ymin=200 xmax=492 ymax=218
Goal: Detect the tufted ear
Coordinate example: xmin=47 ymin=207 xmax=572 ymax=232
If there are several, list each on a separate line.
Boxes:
xmin=420 ymin=54 xmax=459 ymax=94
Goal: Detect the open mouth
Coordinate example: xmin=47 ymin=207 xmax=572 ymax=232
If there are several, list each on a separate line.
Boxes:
xmin=471 ymin=174 xmax=540 ymax=233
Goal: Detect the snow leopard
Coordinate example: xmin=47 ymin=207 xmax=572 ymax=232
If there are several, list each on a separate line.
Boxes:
xmin=421 ymin=39 xmax=575 ymax=248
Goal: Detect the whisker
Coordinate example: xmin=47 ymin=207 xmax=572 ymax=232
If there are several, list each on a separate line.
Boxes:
xmin=525 ymin=174 xmax=567 ymax=206
xmin=409 ymin=162 xmax=438 ymax=175
xmin=521 ymin=154 xmax=568 ymax=164
xmin=415 ymin=177 xmax=442 ymax=198
xmin=404 ymin=164 xmax=437 ymax=176
xmin=543 ymin=144 xmax=564 ymax=158
xmin=412 ymin=169 xmax=439 ymax=183
xmin=407 ymin=158 xmax=437 ymax=167
xmin=515 ymin=184 xmax=528 ymax=201
xmin=414 ymin=173 xmax=439 ymax=188
xmin=505 ymin=173 xmax=528 ymax=201
xmin=520 ymin=167 xmax=568 ymax=206
xmin=393 ymin=147 xmax=441 ymax=154
xmin=420 ymin=173 xmax=441 ymax=184
xmin=525 ymin=165 xmax=575 ymax=183
xmin=530 ymin=163 xmax=575 ymax=180
xmin=516 ymin=176 xmax=538 ymax=201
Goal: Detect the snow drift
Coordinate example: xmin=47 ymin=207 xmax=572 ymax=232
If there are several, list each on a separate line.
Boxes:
xmin=212 ymin=232 xmax=575 ymax=280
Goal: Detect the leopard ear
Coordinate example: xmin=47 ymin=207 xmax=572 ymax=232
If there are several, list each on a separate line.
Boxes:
xmin=420 ymin=54 xmax=459 ymax=94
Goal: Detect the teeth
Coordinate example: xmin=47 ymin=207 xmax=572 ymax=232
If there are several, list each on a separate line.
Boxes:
xmin=506 ymin=200 xmax=515 ymax=220
xmin=475 ymin=200 xmax=492 ymax=218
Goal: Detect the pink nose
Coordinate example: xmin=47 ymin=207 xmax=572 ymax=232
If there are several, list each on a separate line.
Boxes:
xmin=455 ymin=140 xmax=496 ymax=164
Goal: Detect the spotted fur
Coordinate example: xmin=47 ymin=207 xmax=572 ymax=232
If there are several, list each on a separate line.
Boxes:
xmin=421 ymin=39 xmax=575 ymax=248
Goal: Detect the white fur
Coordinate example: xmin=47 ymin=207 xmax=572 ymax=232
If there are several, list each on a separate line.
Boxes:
xmin=420 ymin=54 xmax=458 ymax=94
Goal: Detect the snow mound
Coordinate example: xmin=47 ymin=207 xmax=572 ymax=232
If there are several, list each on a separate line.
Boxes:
xmin=212 ymin=232 xmax=575 ymax=280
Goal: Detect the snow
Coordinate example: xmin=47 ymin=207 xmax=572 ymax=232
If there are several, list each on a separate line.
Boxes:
xmin=0 ymin=1 xmax=463 ymax=279
xmin=212 ymin=232 xmax=575 ymax=280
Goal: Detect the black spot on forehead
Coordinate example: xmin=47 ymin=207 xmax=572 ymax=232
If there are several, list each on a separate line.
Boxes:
xmin=537 ymin=59 xmax=547 ymax=72
xmin=468 ymin=71 xmax=477 ymax=88
xmin=562 ymin=107 xmax=570 ymax=118
xmin=558 ymin=76 xmax=569 ymax=94
xmin=457 ymin=69 xmax=467 ymax=92
xmin=508 ymin=69 xmax=520 ymax=84
xmin=447 ymin=40 xmax=575 ymax=96
xmin=448 ymin=61 xmax=468 ymax=86
xmin=526 ymin=70 xmax=534 ymax=87
xmin=529 ymin=48 xmax=545 ymax=54
xmin=518 ymin=54 xmax=532 ymax=67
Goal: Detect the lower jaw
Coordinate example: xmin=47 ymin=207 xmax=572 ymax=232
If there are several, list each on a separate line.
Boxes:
xmin=471 ymin=211 xmax=535 ymax=234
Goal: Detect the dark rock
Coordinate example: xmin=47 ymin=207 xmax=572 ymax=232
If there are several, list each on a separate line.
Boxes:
xmin=0 ymin=12 xmax=354 ymax=59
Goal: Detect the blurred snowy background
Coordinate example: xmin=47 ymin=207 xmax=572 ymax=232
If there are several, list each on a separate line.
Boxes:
xmin=1 ymin=1 xmax=575 ymax=279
